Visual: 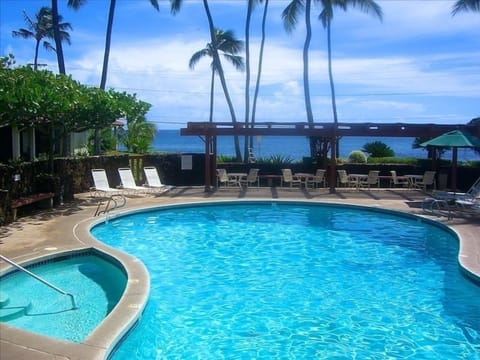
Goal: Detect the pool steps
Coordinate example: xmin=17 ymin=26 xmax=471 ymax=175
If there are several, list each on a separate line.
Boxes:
xmin=0 ymin=291 xmax=32 ymax=321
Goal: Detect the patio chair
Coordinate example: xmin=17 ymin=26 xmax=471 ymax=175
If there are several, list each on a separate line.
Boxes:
xmin=390 ymin=170 xmax=409 ymax=188
xmin=239 ymin=168 xmax=260 ymax=188
xmin=337 ymin=170 xmax=353 ymax=187
xmin=281 ymin=169 xmax=302 ymax=188
xmin=306 ymin=169 xmax=326 ymax=188
xmin=143 ymin=166 xmax=174 ymax=193
xmin=358 ymin=170 xmax=380 ymax=189
xmin=216 ymin=169 xmax=239 ymax=188
xmin=432 ymin=176 xmax=480 ymax=201
xmin=90 ymin=169 xmax=123 ymax=197
xmin=414 ymin=171 xmax=436 ymax=191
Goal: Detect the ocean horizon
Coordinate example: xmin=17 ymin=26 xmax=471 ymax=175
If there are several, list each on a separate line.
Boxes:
xmin=152 ymin=130 xmax=479 ymax=162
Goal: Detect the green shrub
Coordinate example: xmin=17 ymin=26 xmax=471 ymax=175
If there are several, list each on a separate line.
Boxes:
xmin=348 ymin=150 xmax=367 ymax=163
xmin=362 ymin=141 xmax=395 ymax=157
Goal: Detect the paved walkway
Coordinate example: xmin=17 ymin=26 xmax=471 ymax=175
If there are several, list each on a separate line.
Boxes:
xmin=1 ymin=186 xmax=479 ymax=359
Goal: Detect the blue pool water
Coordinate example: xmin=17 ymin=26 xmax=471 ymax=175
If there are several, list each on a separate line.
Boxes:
xmin=0 ymin=252 xmax=127 ymax=342
xmin=91 ymin=202 xmax=480 ymax=359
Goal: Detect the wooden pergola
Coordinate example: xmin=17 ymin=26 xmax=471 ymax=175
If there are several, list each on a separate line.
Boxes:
xmin=180 ymin=121 xmax=480 ymax=192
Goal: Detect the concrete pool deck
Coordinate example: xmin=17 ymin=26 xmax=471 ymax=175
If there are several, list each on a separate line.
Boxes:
xmin=1 ymin=186 xmax=479 ymax=359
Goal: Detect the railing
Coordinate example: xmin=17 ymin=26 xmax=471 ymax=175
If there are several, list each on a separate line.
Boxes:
xmin=0 ymin=254 xmax=77 ymax=310
xmin=94 ymin=194 xmax=126 ymax=217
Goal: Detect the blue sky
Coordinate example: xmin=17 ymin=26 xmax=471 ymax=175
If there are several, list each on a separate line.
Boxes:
xmin=1 ymin=0 xmax=479 ymax=130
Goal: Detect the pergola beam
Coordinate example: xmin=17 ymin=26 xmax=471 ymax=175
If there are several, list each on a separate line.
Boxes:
xmin=180 ymin=121 xmax=479 ymax=192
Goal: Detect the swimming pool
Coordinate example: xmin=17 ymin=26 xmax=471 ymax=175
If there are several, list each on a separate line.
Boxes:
xmin=91 ymin=201 xmax=480 ymax=359
xmin=0 ymin=250 xmax=127 ymax=343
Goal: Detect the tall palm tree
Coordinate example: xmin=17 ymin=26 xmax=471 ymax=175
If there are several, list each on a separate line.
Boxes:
xmin=200 ymin=0 xmax=244 ymax=160
xmin=244 ymin=0 xmax=269 ymax=162
xmin=189 ymin=29 xmax=245 ymax=125
xmin=452 ymin=0 xmax=480 ymax=15
xmin=319 ymin=0 xmax=382 ymax=192
xmin=12 ymin=7 xmax=72 ymax=71
xmin=282 ymin=0 xmax=314 ymax=127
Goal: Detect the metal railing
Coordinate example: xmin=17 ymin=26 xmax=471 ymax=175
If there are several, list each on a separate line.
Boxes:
xmin=0 ymin=254 xmax=77 ymax=310
xmin=94 ymin=194 xmax=126 ymax=217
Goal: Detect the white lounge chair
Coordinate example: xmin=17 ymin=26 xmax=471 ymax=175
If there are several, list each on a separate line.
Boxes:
xmin=90 ymin=169 xmax=123 ymax=197
xmin=239 ymin=168 xmax=260 ymax=188
xmin=118 ymin=168 xmax=150 ymax=194
xmin=143 ymin=166 xmax=174 ymax=193
xmin=281 ymin=169 xmax=302 ymax=188
xmin=432 ymin=176 xmax=480 ymax=201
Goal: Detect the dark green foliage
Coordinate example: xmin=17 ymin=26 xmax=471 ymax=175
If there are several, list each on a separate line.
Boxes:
xmin=362 ymin=141 xmax=395 ymax=157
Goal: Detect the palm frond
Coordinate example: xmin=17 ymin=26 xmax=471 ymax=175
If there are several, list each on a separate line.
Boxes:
xmin=222 ymin=54 xmax=245 ymax=71
xmin=282 ymin=0 xmax=305 ymax=32
xmin=452 ymin=0 xmax=480 ymax=15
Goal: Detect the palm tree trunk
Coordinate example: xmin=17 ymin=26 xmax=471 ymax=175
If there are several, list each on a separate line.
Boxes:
xmin=51 ymin=0 xmax=66 ymax=74
xmin=202 ymin=0 xmax=242 ymax=160
xmin=100 ymin=0 xmax=116 ymax=90
xmin=251 ymin=0 xmax=269 ymax=149
xmin=244 ymin=0 xmax=253 ymax=162
xmin=327 ymin=20 xmax=338 ymax=194
xmin=33 ymin=40 xmax=40 ymax=71
xmin=209 ymin=69 xmax=214 ymax=122
xmin=303 ymin=0 xmax=313 ymax=126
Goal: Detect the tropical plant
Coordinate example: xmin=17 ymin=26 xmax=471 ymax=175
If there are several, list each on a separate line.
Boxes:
xmin=348 ymin=150 xmax=367 ymax=163
xmin=12 ymin=7 xmax=72 ymax=71
xmin=362 ymin=141 xmax=394 ymax=157
xmin=452 ymin=0 xmax=480 ymax=15
xmin=189 ymin=29 xmax=244 ymax=123
xmin=122 ymin=119 xmax=156 ymax=154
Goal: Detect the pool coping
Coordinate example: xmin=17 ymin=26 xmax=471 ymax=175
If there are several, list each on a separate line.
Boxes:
xmin=1 ymin=191 xmax=479 ymax=359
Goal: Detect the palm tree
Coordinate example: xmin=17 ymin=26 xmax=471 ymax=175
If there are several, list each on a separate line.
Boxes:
xmin=200 ymin=0 xmax=244 ymax=161
xmin=12 ymin=7 xmax=72 ymax=71
xmin=189 ymin=29 xmax=245 ymax=125
xmin=251 ymin=0 xmax=269 ymax=146
xmin=319 ymin=0 xmax=382 ymax=192
xmin=452 ymin=0 xmax=480 ymax=15
xmin=282 ymin=0 xmax=314 ymax=127
xmin=51 ymin=1 xmax=64 ymax=74
xmin=244 ymin=0 xmax=269 ymax=162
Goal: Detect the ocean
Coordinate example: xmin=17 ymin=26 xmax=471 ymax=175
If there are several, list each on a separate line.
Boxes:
xmin=153 ymin=130 xmax=479 ymax=162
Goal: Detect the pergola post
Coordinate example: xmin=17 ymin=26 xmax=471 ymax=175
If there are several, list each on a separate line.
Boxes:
xmin=204 ymin=133 xmax=212 ymax=192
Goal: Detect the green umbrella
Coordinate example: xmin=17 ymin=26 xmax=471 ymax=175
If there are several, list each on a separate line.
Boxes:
xmin=420 ymin=130 xmax=480 ymax=190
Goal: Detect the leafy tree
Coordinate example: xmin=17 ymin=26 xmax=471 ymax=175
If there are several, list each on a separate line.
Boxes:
xmin=189 ymin=29 xmax=244 ymax=123
xmin=452 ymin=0 xmax=480 ymax=15
xmin=413 ymin=136 xmax=445 ymax=160
xmin=362 ymin=141 xmax=394 ymax=157
xmin=12 ymin=7 xmax=72 ymax=71
xmin=0 ymin=54 xmax=16 ymax=69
